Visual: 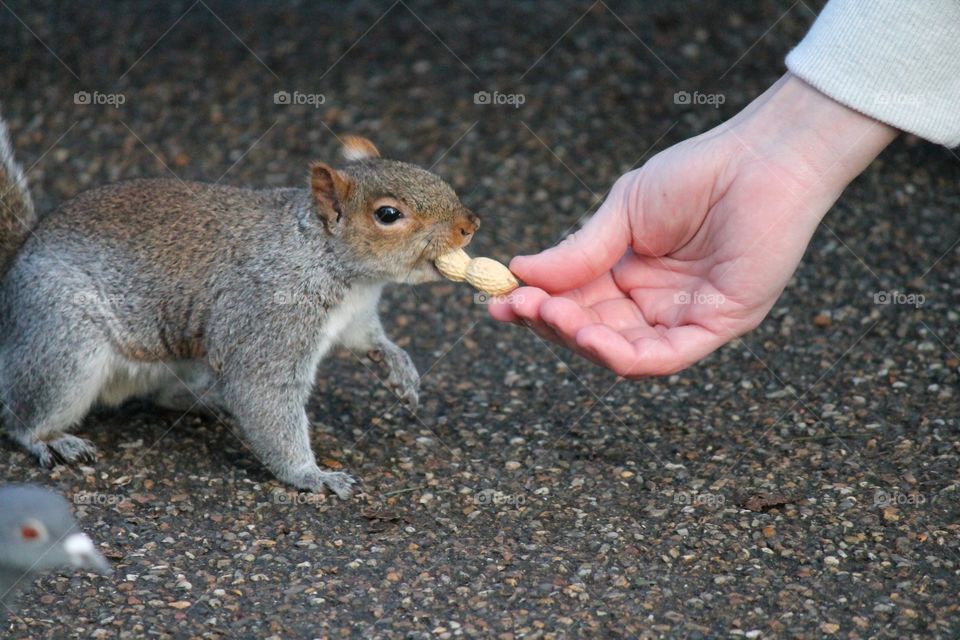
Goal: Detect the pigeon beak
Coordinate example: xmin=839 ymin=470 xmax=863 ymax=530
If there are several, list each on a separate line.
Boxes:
xmin=63 ymin=533 xmax=113 ymax=576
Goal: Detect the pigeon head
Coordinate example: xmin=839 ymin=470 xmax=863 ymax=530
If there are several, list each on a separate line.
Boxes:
xmin=0 ymin=485 xmax=111 ymax=610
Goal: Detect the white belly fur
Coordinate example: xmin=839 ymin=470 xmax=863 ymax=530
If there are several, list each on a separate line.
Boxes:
xmin=312 ymin=283 xmax=383 ymax=362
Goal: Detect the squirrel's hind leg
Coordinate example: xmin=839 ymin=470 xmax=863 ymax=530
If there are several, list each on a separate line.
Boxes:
xmin=7 ymin=430 xmax=97 ymax=468
xmin=1 ymin=337 xmax=112 ymax=467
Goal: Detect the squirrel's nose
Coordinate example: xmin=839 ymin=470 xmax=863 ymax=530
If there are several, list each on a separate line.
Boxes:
xmin=460 ymin=212 xmax=480 ymax=236
xmin=454 ymin=211 xmax=480 ymax=246
xmin=456 ymin=212 xmax=480 ymax=239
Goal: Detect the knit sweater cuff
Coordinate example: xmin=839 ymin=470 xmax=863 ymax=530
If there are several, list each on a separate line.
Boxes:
xmin=786 ymin=0 xmax=960 ymax=147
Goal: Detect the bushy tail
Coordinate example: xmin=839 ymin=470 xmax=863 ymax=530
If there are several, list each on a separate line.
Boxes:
xmin=0 ymin=111 xmax=37 ymax=274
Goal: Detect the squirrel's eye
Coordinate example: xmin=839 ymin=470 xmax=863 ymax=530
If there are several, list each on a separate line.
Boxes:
xmin=374 ymin=206 xmax=404 ymax=225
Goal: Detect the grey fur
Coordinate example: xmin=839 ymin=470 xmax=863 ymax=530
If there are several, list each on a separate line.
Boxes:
xmin=0 ymin=115 xmax=478 ymax=500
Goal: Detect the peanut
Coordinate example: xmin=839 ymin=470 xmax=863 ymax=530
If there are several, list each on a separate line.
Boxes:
xmin=435 ymin=249 xmax=519 ymax=296
xmin=434 ymin=248 xmax=471 ymax=282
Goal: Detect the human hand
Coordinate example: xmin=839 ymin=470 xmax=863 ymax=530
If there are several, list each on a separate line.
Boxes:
xmin=490 ymin=74 xmax=896 ymax=376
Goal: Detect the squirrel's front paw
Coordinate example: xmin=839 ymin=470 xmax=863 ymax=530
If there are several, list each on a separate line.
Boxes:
xmin=373 ymin=347 xmax=420 ymax=412
xmin=286 ymin=464 xmax=358 ymax=500
xmin=388 ymin=357 xmax=419 ymax=412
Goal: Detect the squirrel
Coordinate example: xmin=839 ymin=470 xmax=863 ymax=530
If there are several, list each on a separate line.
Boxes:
xmin=0 ymin=112 xmax=479 ymax=499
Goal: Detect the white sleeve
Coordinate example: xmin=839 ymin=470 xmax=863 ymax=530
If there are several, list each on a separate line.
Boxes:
xmin=785 ymin=0 xmax=960 ymax=147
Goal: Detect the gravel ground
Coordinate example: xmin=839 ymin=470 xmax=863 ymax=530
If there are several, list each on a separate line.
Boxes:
xmin=2 ymin=1 xmax=959 ymax=638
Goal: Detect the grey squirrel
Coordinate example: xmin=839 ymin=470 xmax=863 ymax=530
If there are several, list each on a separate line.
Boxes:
xmin=0 ymin=113 xmax=479 ymax=499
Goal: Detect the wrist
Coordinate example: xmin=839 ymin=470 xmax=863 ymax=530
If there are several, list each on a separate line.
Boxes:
xmin=731 ymin=73 xmax=897 ymax=198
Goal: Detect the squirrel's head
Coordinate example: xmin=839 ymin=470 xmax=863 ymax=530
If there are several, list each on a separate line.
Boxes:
xmin=309 ymin=135 xmax=479 ymax=284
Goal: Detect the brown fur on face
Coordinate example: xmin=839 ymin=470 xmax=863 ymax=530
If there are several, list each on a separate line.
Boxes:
xmin=310 ymin=137 xmax=480 ymax=282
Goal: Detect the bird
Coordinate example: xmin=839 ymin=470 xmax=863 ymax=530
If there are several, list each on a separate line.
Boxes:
xmin=0 ymin=484 xmax=112 ymax=613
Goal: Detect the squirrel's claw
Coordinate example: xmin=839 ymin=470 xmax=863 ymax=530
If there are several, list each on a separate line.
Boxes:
xmin=286 ymin=465 xmax=358 ymax=500
xmin=323 ymin=472 xmax=358 ymax=500
xmin=34 ymin=434 xmax=99 ymax=468
xmin=394 ymin=385 xmax=419 ymax=413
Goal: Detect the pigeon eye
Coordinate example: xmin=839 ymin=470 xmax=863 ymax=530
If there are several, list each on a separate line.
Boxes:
xmin=18 ymin=519 xmax=47 ymax=542
xmin=374 ymin=206 xmax=403 ymax=225
xmin=20 ymin=523 xmax=42 ymax=541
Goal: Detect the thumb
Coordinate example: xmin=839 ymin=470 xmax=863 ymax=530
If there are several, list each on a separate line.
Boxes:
xmin=510 ymin=183 xmax=632 ymax=293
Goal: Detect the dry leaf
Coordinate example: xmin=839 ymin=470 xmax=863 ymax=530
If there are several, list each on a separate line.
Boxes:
xmin=739 ymin=492 xmax=796 ymax=512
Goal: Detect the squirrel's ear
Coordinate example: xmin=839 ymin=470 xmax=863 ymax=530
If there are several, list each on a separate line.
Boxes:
xmin=340 ymin=135 xmax=380 ymax=162
xmin=310 ymin=161 xmax=354 ymax=230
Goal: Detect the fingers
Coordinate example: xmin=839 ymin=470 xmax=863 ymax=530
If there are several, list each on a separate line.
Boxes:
xmin=488 ymin=284 xmax=724 ymax=377
xmin=574 ymin=324 xmax=725 ymax=377
xmin=538 ymin=296 xmax=598 ymax=344
xmin=487 ymin=286 xmax=566 ymax=345
xmin=487 ymin=298 xmax=519 ymax=323
xmin=509 ymin=182 xmax=632 ymax=293
xmin=487 ymin=286 xmax=543 ymax=324
xmin=511 ymin=288 xmax=567 ymax=345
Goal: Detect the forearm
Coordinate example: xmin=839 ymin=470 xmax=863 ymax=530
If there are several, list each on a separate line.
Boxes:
xmin=725 ymin=73 xmax=898 ymax=217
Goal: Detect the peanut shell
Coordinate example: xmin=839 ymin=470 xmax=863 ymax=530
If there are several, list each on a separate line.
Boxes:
xmin=465 ymin=257 xmax=519 ymax=296
xmin=434 ymin=248 xmax=470 ymax=281
xmin=435 ymin=250 xmax=520 ymax=297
